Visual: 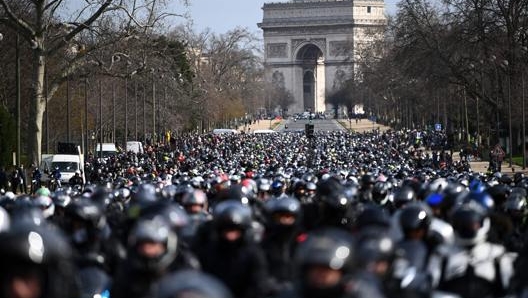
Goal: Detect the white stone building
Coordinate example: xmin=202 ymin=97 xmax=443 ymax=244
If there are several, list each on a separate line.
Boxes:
xmin=258 ymin=0 xmax=386 ymax=114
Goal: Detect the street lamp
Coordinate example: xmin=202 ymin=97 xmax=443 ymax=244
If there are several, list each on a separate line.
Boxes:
xmin=490 ymin=55 xmax=501 ymax=145
xmin=501 ymin=59 xmax=512 ymax=168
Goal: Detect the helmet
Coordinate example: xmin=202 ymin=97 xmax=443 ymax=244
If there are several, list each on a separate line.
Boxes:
xmin=0 ymin=206 xmax=9 ymax=232
xmin=316 ymin=178 xmax=351 ymax=209
xmin=355 ymin=204 xmax=391 ymax=230
xmin=140 ymin=201 xmax=190 ymax=235
xmin=399 ymin=202 xmax=432 ymax=234
xmin=360 ymin=174 xmax=376 ymax=189
xmin=372 ymin=181 xmax=390 ymax=204
xmin=461 ymin=191 xmax=494 ymax=213
xmin=0 ymin=222 xmax=77 ymax=298
xmin=264 ymin=196 xmax=301 ymax=227
xmin=295 ymin=228 xmax=355 ymax=272
xmin=450 ymin=201 xmax=490 ymax=246
xmin=487 ymin=184 xmax=511 ymax=208
xmin=181 ymin=189 xmax=208 ymax=214
xmin=504 ymin=192 xmax=527 ymax=223
xmin=33 ymin=195 xmax=55 ymax=218
xmin=295 ymin=228 xmax=356 ymax=298
xmin=356 ymin=230 xmax=395 ymax=270
xmin=213 ymin=200 xmax=252 ymax=231
xmin=160 ymin=184 xmax=178 ymax=201
xmin=127 ymin=217 xmax=178 ymax=275
xmin=393 ymin=186 xmax=416 ymax=209
xmin=132 ymin=183 xmax=158 ymax=203
xmin=157 ymin=270 xmax=233 ymax=298
xmin=51 ymin=190 xmax=72 ymax=208
xmin=65 ymin=199 xmax=106 ymax=246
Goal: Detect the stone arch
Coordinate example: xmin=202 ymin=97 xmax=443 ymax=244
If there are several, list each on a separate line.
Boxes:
xmin=296 ymin=44 xmax=324 ymax=112
xmin=295 ymin=43 xmax=324 ymax=62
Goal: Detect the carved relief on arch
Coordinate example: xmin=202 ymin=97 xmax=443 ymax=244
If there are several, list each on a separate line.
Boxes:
xmin=272 ymin=71 xmax=285 ymax=89
xmin=332 ymin=69 xmax=347 ymax=90
xmin=266 ymin=43 xmax=288 ymax=58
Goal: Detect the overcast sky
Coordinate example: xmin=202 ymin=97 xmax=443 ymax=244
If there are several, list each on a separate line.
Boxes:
xmin=183 ymin=0 xmax=400 ymax=35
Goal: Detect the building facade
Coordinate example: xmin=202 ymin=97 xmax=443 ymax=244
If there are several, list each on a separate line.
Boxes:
xmin=258 ymin=0 xmax=386 ymax=114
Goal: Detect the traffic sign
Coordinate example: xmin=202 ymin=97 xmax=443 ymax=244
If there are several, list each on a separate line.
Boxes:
xmin=435 ymin=123 xmax=442 ymax=131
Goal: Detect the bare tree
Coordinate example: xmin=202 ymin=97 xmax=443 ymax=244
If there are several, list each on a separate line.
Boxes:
xmin=0 ymin=0 xmax=186 ymax=165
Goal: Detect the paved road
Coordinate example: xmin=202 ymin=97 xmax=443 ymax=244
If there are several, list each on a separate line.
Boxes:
xmin=276 ymin=118 xmax=346 ymax=132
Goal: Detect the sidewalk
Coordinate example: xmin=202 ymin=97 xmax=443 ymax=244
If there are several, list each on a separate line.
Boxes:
xmin=237 ymin=119 xmax=283 ymax=132
xmin=342 ymin=119 xmax=528 ymax=174
xmin=341 ymin=118 xmax=392 ymax=133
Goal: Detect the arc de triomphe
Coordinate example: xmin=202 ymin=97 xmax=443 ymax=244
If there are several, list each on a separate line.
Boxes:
xmin=258 ymin=0 xmax=386 ymax=114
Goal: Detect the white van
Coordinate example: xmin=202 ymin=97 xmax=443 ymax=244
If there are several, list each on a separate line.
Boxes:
xmin=40 ymin=154 xmax=85 ymax=185
xmin=212 ymin=129 xmax=239 ymax=135
xmin=126 ymin=141 xmax=144 ymax=154
xmin=95 ymin=143 xmax=118 ymax=158
xmin=252 ymin=129 xmax=277 ymax=134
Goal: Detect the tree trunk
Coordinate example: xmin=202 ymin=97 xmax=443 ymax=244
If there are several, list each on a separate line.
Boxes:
xmin=28 ymin=51 xmax=46 ymax=166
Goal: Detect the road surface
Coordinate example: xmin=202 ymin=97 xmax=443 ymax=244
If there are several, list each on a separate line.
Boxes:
xmin=275 ymin=118 xmax=346 ymax=132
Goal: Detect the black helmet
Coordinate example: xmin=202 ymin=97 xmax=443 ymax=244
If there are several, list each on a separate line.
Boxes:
xmin=65 ymin=199 xmax=106 ymax=232
xmin=213 ymin=200 xmax=252 ymax=231
xmin=372 ymin=181 xmax=390 ymax=204
xmin=140 ymin=201 xmax=190 ymax=233
xmin=264 ymin=196 xmax=301 ymax=227
xmin=487 ymin=184 xmax=511 ymax=208
xmin=127 ymin=217 xmax=178 ymax=275
xmin=295 ymin=228 xmax=355 ymax=272
xmin=399 ymin=202 xmax=433 ymax=233
xmin=132 ymin=183 xmax=158 ymax=203
xmin=316 ymin=178 xmax=350 ymax=209
xmin=356 ymin=230 xmax=395 ymax=270
xmin=355 ymin=204 xmax=391 ymax=230
xmin=65 ymin=199 xmax=107 ymax=246
xmin=181 ymin=189 xmax=208 ymax=209
xmin=504 ymin=192 xmax=527 ymax=223
xmin=295 ymin=228 xmax=356 ymax=298
xmin=393 ymin=186 xmax=416 ymax=209
xmin=157 ymin=270 xmax=233 ymax=298
xmin=450 ymin=200 xmax=489 ymax=246
xmin=0 ymin=222 xmax=78 ymax=298
xmin=360 ymin=174 xmax=376 ymax=188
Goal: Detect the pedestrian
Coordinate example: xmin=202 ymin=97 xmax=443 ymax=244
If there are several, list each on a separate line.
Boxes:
xmin=10 ymin=165 xmax=26 ymax=194
xmin=491 ymin=143 xmax=505 ymax=172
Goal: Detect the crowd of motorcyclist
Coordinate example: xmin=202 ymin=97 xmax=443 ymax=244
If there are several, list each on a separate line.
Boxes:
xmin=0 ymin=128 xmax=527 ymax=298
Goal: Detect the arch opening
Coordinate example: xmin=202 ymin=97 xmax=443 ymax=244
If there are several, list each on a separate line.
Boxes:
xmin=296 ymin=44 xmax=324 ymax=112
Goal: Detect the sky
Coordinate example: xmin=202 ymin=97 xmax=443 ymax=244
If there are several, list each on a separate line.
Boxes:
xmin=184 ymin=0 xmax=401 ymax=35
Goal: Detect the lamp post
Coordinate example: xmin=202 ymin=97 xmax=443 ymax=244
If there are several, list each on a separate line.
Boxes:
xmin=98 ymin=79 xmax=103 ymax=160
xmin=135 ymin=81 xmax=138 ymax=140
xmin=522 ymin=46 xmax=528 ymax=169
xmin=151 ymin=69 xmax=156 ymax=144
xmin=502 ymin=60 xmax=512 ymax=168
xmin=45 ymin=69 xmax=49 ymax=154
xmin=66 ymin=75 xmax=70 ymax=142
xmin=84 ymin=77 xmax=88 ymax=156
xmin=112 ymin=79 xmax=116 ymax=143
xmin=16 ymin=31 xmax=21 ymax=165
xmin=490 ymin=55 xmax=501 ymax=145
xmin=124 ymin=71 xmax=128 ymax=148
